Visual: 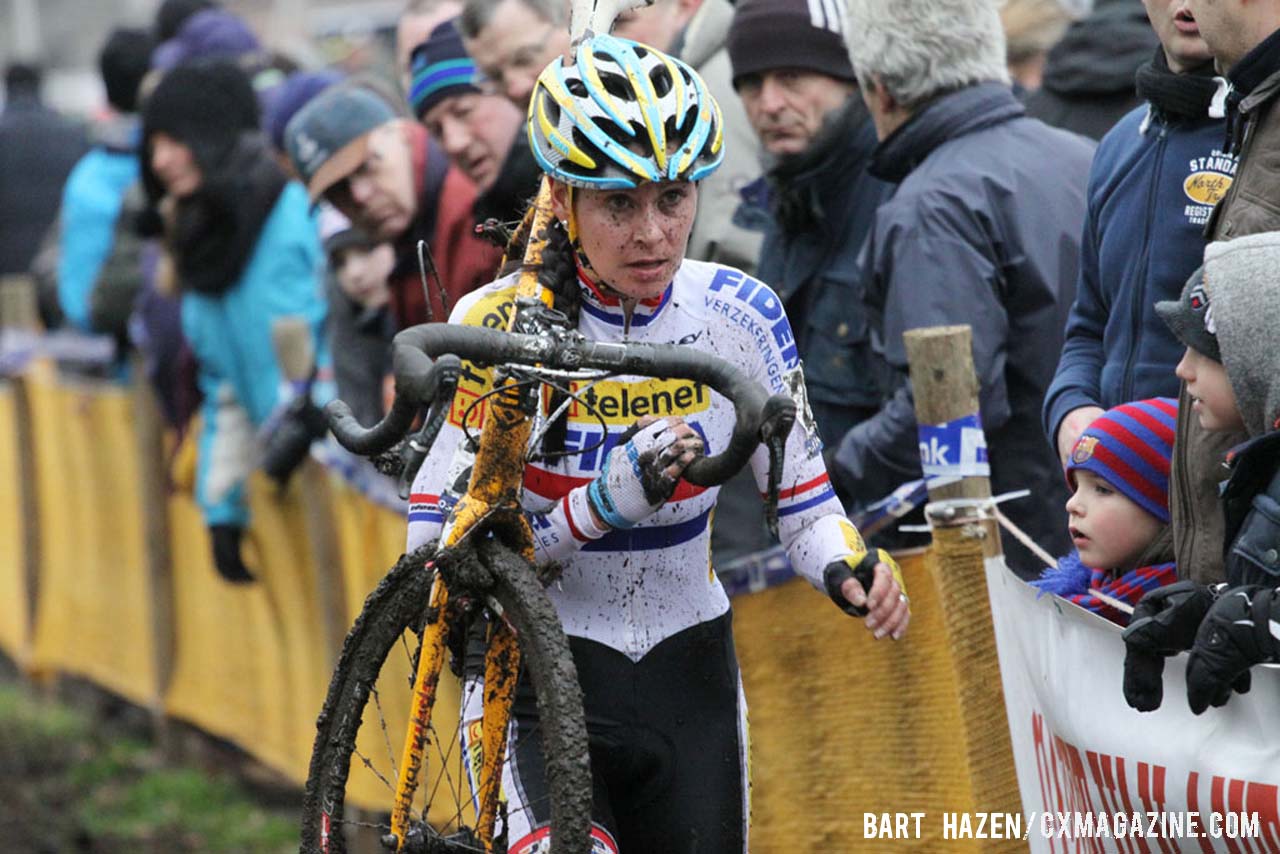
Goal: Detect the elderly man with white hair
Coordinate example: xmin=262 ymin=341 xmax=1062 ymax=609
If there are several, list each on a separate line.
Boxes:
xmin=827 ymin=0 xmax=1096 ymax=576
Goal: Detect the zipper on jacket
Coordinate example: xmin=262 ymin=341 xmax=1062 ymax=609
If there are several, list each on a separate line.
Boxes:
xmin=1119 ymin=123 xmax=1167 ymax=403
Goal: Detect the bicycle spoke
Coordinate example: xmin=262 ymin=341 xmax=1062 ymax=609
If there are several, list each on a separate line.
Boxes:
xmin=352 ymin=745 xmax=398 ymax=796
xmin=370 ymin=684 xmax=400 ymax=784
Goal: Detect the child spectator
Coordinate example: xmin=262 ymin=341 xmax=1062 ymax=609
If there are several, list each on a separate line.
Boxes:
xmin=1124 ymin=236 xmax=1280 ymax=713
xmin=1032 ymin=398 xmax=1179 ymax=625
xmin=319 ymin=206 xmax=395 ymax=428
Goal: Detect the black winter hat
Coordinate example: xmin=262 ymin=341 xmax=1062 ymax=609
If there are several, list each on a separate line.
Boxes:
xmin=100 ymin=28 xmax=156 ymax=113
xmin=142 ymin=59 xmax=259 ymax=175
xmin=155 ymin=0 xmax=218 ymax=41
xmin=727 ymin=0 xmax=856 ymax=86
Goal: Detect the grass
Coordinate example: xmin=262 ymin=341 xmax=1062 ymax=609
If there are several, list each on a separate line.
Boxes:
xmin=0 ymin=680 xmax=297 ymax=853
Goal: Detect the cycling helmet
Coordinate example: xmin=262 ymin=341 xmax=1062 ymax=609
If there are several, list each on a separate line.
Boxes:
xmin=528 ymin=34 xmax=724 ymax=190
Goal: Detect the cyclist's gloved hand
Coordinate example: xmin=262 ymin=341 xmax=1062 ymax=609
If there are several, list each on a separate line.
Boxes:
xmin=823 ymin=547 xmax=909 ymax=638
xmin=1185 ymin=585 xmax=1278 ymax=715
xmin=1120 ymin=580 xmax=1217 ymax=712
xmin=209 ymin=524 xmax=255 ymax=584
xmin=586 ymin=417 xmax=703 ymax=529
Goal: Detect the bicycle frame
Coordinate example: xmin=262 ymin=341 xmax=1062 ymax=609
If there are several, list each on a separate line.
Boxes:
xmin=387 ymin=180 xmax=560 ymax=853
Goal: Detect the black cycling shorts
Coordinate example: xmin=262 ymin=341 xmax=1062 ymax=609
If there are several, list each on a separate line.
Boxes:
xmin=464 ymin=609 xmax=748 ymax=854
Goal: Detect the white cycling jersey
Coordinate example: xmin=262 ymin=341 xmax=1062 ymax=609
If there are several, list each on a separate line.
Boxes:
xmin=406 ymin=259 xmax=867 ymax=661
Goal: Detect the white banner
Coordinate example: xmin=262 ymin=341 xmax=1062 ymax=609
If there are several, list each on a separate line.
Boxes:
xmin=986 ymin=557 xmax=1280 ymax=853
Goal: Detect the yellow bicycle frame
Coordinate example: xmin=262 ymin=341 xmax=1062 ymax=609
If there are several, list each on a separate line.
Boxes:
xmin=387 ymin=179 xmax=559 ymax=853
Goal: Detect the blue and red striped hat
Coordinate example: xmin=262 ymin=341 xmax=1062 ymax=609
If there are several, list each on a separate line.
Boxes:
xmin=1065 ymin=398 xmax=1179 ymax=524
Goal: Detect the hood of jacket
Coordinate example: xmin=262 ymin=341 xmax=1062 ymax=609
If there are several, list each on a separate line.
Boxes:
xmin=1039 ymin=0 xmax=1157 ymax=97
xmin=1203 ymin=231 xmax=1280 ymax=436
xmin=679 ymin=0 xmax=734 ymax=70
xmin=869 ymin=82 xmax=1025 ymax=184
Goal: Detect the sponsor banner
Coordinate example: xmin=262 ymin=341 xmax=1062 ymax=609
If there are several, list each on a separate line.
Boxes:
xmin=985 ymin=557 xmax=1280 ymax=852
xmin=918 ymin=413 xmax=989 ymax=479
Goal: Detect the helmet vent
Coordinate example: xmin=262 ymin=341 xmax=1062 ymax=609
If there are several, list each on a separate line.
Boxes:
xmin=649 ymin=66 xmax=673 ymax=98
xmin=598 ymin=70 xmax=631 ymax=101
xmin=567 ymin=78 xmax=588 ymax=97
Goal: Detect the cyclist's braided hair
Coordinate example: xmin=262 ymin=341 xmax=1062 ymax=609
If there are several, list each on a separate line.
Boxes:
xmin=499 ymin=213 xmax=581 ymax=458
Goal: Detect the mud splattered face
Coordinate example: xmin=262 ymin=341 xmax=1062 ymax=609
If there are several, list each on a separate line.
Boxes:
xmin=550 ymin=179 xmax=698 ymax=302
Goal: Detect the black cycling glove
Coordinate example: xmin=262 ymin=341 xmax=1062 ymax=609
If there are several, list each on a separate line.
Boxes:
xmin=1185 ymin=585 xmax=1279 ymax=715
xmin=1120 ymin=581 xmax=1217 ymax=712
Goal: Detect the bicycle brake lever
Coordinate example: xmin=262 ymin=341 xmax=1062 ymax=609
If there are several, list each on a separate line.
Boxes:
xmin=397 ymin=370 xmax=460 ymax=499
xmin=762 ymin=431 xmax=787 ymax=540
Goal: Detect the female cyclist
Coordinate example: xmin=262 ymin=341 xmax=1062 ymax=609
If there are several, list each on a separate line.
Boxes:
xmin=405 ymin=34 xmax=911 ymax=854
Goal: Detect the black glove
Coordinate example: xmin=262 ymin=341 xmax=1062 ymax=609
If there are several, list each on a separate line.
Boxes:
xmin=823 ymin=548 xmax=900 ymax=617
xmin=261 ymin=396 xmax=328 ymax=485
xmin=1185 ymin=585 xmax=1277 ymax=715
xmin=209 ymin=524 xmax=255 ymax=584
xmin=1120 ymin=581 xmax=1217 ymax=712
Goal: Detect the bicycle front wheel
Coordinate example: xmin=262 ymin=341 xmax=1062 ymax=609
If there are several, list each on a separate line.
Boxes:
xmin=299 ymin=540 xmax=592 ymax=854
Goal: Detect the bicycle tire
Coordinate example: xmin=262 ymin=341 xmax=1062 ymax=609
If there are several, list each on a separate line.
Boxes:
xmin=299 ymin=540 xmax=592 ymax=854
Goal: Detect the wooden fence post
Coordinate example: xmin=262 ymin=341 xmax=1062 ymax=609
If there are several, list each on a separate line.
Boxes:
xmin=130 ymin=351 xmax=177 ymax=750
xmin=271 ymin=318 xmax=347 ymax=668
xmin=904 ymin=325 xmax=1022 ymax=850
xmin=1 ymin=275 xmax=42 ymax=671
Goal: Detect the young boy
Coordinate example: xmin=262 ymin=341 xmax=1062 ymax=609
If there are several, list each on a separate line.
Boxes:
xmin=1033 ymin=399 xmax=1179 ymax=625
xmin=1123 ymin=234 xmax=1280 ymax=714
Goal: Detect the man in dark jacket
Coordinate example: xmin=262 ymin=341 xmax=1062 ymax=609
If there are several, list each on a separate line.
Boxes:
xmin=1166 ymin=0 xmax=1280 ymax=584
xmin=835 ymin=0 xmax=1095 ymax=577
xmin=1045 ymin=0 xmax=1232 ymax=467
xmin=0 ymin=63 xmax=87 ymax=276
xmin=726 ymin=0 xmax=893 ymax=449
xmin=1024 ymin=0 xmax=1159 ymax=139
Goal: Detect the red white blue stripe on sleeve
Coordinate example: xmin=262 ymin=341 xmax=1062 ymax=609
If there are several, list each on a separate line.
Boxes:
xmin=767 ymin=473 xmax=838 ymax=517
xmin=408 ymin=493 xmax=444 ymax=525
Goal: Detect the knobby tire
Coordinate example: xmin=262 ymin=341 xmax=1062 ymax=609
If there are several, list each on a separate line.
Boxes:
xmin=299 ymin=541 xmax=592 ymax=854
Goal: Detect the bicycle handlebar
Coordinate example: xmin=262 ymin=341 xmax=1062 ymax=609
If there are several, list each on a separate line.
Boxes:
xmin=326 ymin=322 xmax=796 ymax=487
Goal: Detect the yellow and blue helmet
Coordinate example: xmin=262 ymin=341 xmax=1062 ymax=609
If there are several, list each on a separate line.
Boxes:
xmin=527 ymin=34 xmax=725 ymax=189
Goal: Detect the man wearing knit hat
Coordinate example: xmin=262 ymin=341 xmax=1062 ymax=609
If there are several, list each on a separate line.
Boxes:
xmin=727 ymin=0 xmax=894 ymax=464
xmin=285 ymin=82 xmax=499 ymax=328
xmin=409 ymin=17 xmax=539 ymax=226
xmin=827 ymin=0 xmax=1095 ymax=576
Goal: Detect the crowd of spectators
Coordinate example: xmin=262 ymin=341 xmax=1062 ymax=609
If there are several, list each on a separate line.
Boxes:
xmin=6 ymin=0 xmax=1280 ymax=712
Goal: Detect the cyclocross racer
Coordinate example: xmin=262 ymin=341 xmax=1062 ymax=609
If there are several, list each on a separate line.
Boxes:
xmin=405 ymin=34 xmax=910 ymax=854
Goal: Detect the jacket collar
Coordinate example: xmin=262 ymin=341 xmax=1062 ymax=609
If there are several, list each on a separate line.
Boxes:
xmin=576 ymin=264 xmax=674 ymax=330
xmin=869 ymin=82 xmax=1025 ymax=184
xmin=1228 ymin=27 xmax=1280 ymax=97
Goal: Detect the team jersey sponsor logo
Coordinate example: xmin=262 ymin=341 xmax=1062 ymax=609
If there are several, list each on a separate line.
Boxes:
xmin=566 ymin=377 xmax=709 ymax=425
xmin=1183 ymin=149 xmax=1237 ymax=226
xmin=705 ymin=268 xmax=800 ymax=393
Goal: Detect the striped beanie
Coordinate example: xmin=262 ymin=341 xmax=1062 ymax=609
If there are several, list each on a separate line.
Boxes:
xmin=1065 ymin=398 xmax=1178 ymax=524
xmin=408 ymin=19 xmax=479 ymax=120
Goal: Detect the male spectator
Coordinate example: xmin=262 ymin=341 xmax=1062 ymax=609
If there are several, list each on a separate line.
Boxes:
xmin=833 ymin=0 xmax=1095 ymax=575
xmin=999 ymin=0 xmax=1072 ymax=94
xmin=1025 ymin=0 xmax=1159 ymax=139
xmin=285 ymin=84 xmax=500 ymax=328
xmin=0 ymin=63 xmax=87 ymax=277
xmin=727 ymin=0 xmax=892 ymax=447
xmin=55 ymin=28 xmax=156 ymax=337
xmin=1165 ymin=0 xmax=1280 ymax=584
xmin=459 ymin=0 xmax=571 ymax=110
xmin=615 ymin=0 xmax=764 ymax=271
xmin=396 ymin=0 xmax=463 ymax=95
xmin=1045 ymin=0 xmax=1227 ymax=468
xmin=409 ymin=18 xmax=540 ymax=226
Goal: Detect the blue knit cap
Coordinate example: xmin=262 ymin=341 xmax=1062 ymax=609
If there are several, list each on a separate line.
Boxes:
xmin=408 ymin=18 xmax=480 ymax=120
